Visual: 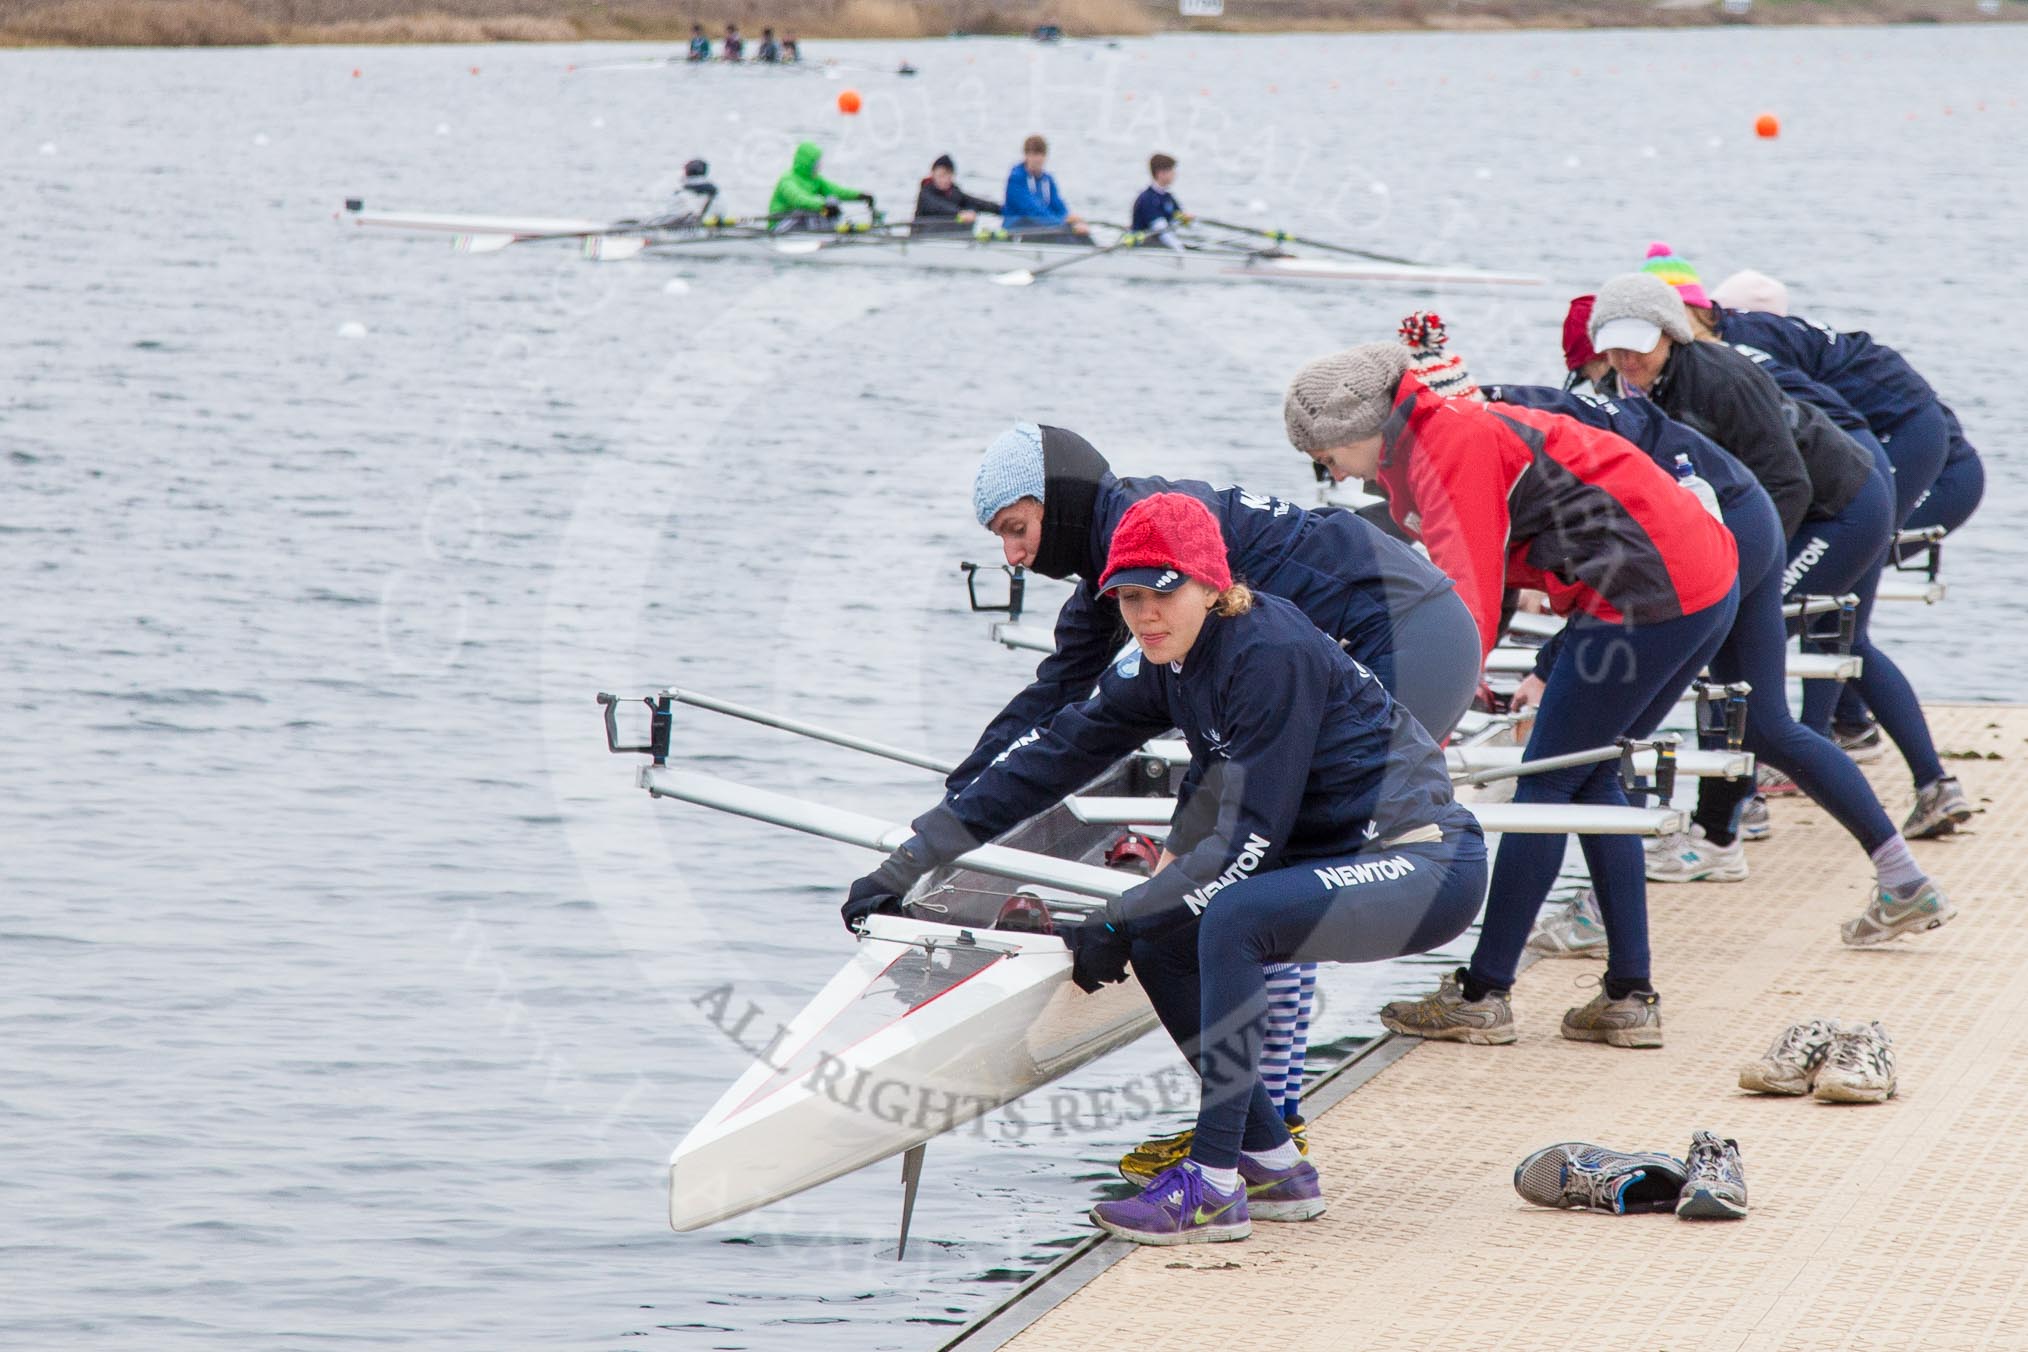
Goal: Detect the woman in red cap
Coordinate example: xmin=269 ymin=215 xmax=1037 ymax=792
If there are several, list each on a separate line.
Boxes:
xmin=1285 ymin=342 xmax=1740 ymax=1051
xmin=841 ymin=492 xmax=1487 ymax=1245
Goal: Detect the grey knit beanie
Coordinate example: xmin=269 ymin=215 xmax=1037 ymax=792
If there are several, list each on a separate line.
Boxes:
xmin=1283 ymin=342 xmax=1414 ymax=454
xmin=1589 ymin=272 xmax=1695 ymax=352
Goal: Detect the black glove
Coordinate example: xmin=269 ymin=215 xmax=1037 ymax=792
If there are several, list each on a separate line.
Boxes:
xmin=822 ymin=198 xmax=842 ymax=219
xmin=1061 ymin=920 xmax=1132 ymax=993
xmin=841 ymin=874 xmax=905 ymax=932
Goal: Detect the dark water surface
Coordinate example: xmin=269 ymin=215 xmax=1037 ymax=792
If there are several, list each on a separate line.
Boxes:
xmin=4 ymin=24 xmax=2023 ymax=1350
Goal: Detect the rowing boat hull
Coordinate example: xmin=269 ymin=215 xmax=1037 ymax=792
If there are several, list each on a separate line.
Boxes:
xmin=665 ymin=759 xmax=1167 ymax=1231
xmin=340 ymin=203 xmax=1543 ymax=287
xmin=668 ymin=913 xmax=1156 ymax=1231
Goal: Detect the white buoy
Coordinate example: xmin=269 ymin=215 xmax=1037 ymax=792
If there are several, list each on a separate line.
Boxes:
xmin=1369 ymin=181 xmax=1388 ymax=196
xmin=1247 ymin=198 xmax=1268 ymax=213
xmin=1640 ymin=145 xmax=1659 ymax=159
xmin=726 ymin=111 xmax=741 ymax=121
xmin=435 ymin=123 xmax=451 ymax=136
xmin=1474 ymin=167 xmax=1492 ymax=180
xmin=1563 ymin=154 xmax=1581 ymax=168
xmin=337 ymin=320 xmax=368 ymax=338
xmin=591 ymin=115 xmax=606 ymax=129
xmin=39 ymin=141 xmax=57 ymax=156
xmin=253 ymin=132 xmax=270 ymax=146
xmin=1706 ymin=136 xmax=1723 ymax=148
xmin=662 ymin=278 xmax=691 ymax=295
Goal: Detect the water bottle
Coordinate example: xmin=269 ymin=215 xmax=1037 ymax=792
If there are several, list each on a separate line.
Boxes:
xmin=1674 ymin=454 xmax=1723 ymax=522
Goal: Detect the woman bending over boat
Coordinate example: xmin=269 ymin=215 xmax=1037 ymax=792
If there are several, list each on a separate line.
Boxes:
xmin=1285 ymin=343 xmax=1739 ymax=1049
xmin=961 ymin=424 xmax=1480 ymax=1165
xmin=843 ymin=492 xmax=1488 ymax=1245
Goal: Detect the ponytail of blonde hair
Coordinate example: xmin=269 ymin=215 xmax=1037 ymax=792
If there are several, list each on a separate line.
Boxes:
xmin=1213 ymin=582 xmax=1254 ymax=617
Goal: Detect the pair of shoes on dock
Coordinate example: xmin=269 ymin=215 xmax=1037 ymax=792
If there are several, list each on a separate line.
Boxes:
xmin=1515 ymin=1131 xmax=1747 ymax=1220
xmin=1090 ymin=1152 xmax=1327 ymax=1247
xmin=1379 ymin=968 xmax=1663 ymax=1048
xmin=1740 ymin=1018 xmax=1897 ymax=1102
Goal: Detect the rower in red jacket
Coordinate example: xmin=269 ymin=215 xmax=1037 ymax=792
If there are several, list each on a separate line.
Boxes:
xmin=1284 ymin=343 xmax=1739 ymax=1049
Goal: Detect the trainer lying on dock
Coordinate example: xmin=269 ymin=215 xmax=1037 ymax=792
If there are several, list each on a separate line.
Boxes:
xmin=842 ymin=492 xmax=1489 ymax=1245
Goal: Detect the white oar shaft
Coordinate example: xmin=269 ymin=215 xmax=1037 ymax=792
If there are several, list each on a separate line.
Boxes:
xmin=663 ymin=687 xmax=956 ymax=774
xmin=638 ymin=767 xmax=1128 ymax=900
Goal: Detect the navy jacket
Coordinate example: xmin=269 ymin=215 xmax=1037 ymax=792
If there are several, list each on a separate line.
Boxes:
xmin=948 ymin=474 xmax=1456 ymax=792
xmin=936 ymin=593 xmax=1473 ymax=938
xmin=1716 ymin=308 xmax=1936 ymax=433
xmin=1131 ymin=185 xmax=1183 ymax=234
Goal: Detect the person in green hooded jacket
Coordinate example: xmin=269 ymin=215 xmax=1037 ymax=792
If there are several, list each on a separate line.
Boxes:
xmin=767 ymin=142 xmax=875 ymax=225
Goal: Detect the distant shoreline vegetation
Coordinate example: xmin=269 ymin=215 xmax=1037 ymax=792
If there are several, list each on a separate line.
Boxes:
xmin=0 ymin=0 xmax=2017 ymax=48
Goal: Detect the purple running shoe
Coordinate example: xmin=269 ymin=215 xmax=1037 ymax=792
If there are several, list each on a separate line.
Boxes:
xmin=1238 ymin=1155 xmax=1327 ymax=1221
xmin=1090 ymin=1163 xmax=1251 ymax=1246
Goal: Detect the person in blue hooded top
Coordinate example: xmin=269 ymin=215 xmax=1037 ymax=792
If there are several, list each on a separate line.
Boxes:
xmin=841 ymin=492 xmax=1488 ymax=1246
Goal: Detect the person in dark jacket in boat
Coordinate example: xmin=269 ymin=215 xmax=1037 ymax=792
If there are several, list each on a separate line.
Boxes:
xmin=843 ymin=492 xmax=1489 ymax=1246
xmin=955 ymin=424 xmax=1479 ymax=795
xmin=754 ymin=27 xmax=781 ymax=62
xmin=912 ymin=155 xmax=1000 ymax=233
xmin=1284 ymin=343 xmax=1739 ymax=1050
xmin=1130 ymin=153 xmax=1191 ymax=250
xmin=721 ymin=23 xmax=744 ymax=61
xmin=1002 ymin=134 xmax=1089 ymax=239
xmin=686 ymin=23 xmax=711 ymax=61
xmin=1586 ymin=274 xmax=1973 ymax=844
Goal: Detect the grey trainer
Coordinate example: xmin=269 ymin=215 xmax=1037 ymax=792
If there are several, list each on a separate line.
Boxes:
xmin=1833 ymin=721 xmax=1886 ymax=764
xmin=1515 ymin=1142 xmax=1686 ymax=1215
xmin=1903 ymin=775 xmax=1974 ymax=839
xmin=1841 ymin=879 xmax=1957 ymax=947
xmin=1740 ymin=794 xmax=1772 ymax=842
xmin=1814 ymin=1020 xmax=1897 ymax=1103
xmin=1677 ymin=1130 xmax=1748 ymax=1220
xmin=1739 ymin=1018 xmax=1836 ymax=1095
xmin=1561 ymin=984 xmax=1663 ymax=1048
xmin=1379 ymin=968 xmax=1517 ymax=1045
xmin=1526 ymin=889 xmax=1607 ymax=959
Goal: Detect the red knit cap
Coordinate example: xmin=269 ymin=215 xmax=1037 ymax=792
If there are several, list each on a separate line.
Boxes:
xmin=1562 ymin=294 xmax=1599 ymax=371
xmin=1097 ymin=492 xmax=1233 ymax=595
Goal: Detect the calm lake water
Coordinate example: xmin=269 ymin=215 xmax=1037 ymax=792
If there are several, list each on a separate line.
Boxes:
xmin=4 ymin=23 xmax=2023 ymax=1350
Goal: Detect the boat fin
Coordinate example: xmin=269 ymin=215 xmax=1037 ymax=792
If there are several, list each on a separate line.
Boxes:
xmin=895 ymin=1142 xmax=926 ymax=1259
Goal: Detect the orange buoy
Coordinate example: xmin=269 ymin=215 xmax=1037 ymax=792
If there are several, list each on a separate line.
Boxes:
xmin=837 ymin=89 xmax=861 ymax=114
xmin=351 ymin=68 xmax=361 ymax=77
xmin=469 ymin=66 xmax=480 ymax=75
xmin=1754 ymin=112 xmax=1780 ymax=139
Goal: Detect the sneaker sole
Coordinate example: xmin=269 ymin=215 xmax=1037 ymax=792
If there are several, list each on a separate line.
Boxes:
xmin=1089 ymin=1210 xmax=1251 ymax=1245
xmin=1841 ymin=902 xmax=1959 ymax=947
xmin=1249 ymin=1197 xmax=1328 ymax=1222
xmin=1380 ymin=1017 xmax=1518 ymax=1045
xmin=1905 ymin=808 xmax=1974 ymax=840
xmin=1676 ymin=1186 xmax=1748 ymax=1220
xmin=1119 ymin=1165 xmax=1166 ymax=1187
xmin=1646 ymin=858 xmax=1750 ymax=884
xmin=1738 ymin=1067 xmax=1813 ymax=1095
xmin=1561 ymin=1024 xmax=1664 ymax=1049
xmin=1813 ymin=1078 xmax=1896 ymax=1104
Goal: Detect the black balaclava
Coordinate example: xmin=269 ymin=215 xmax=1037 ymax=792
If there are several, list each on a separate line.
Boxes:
xmin=1031 ymin=425 xmax=1110 ymax=580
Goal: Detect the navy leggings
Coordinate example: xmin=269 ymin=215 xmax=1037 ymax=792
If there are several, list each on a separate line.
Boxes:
xmin=1786 ymin=455 xmax=1946 ymax=788
xmin=1837 ymin=415 xmax=1982 ymax=730
xmin=1862 ymin=398 xmax=1952 ymax=530
xmin=1690 ymin=487 xmax=1899 ymax=852
xmin=1466 ymin=588 xmax=1738 ymax=993
xmin=1129 ymin=826 xmax=1488 ymax=1170
xmin=1365 ymin=587 xmax=1481 ymax=743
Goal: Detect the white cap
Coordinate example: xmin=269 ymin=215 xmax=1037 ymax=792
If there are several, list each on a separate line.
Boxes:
xmin=1591 ymin=317 xmax=1664 ymax=355
xmin=1712 ymin=269 xmax=1790 ymax=316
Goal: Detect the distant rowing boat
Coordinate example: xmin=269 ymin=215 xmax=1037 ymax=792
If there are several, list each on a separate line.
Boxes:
xmin=338 ymin=201 xmax=1546 ymax=289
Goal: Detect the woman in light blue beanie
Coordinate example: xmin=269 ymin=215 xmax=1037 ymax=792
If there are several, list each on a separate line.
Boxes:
xmin=973 ymin=422 xmax=1047 ymax=526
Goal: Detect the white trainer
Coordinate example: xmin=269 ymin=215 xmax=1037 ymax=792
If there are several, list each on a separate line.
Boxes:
xmin=1645 ymin=825 xmax=1749 ymax=884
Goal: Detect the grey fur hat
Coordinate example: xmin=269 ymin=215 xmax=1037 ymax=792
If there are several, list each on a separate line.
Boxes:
xmin=1589 ymin=271 xmax=1695 ymax=353
xmin=1283 ymin=343 xmax=1414 ymax=454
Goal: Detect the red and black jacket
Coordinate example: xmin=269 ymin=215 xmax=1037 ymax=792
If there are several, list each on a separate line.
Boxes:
xmin=1376 ymin=376 xmax=1738 ymax=657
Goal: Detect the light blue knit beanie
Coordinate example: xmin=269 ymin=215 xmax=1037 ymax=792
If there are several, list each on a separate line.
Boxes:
xmin=973 ymin=422 xmax=1047 ymax=526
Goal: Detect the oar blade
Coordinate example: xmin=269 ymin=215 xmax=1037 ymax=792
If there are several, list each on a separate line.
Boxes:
xmin=992 ymin=269 xmax=1037 ymax=287
xmin=454 ymin=232 xmax=517 ymax=254
xmin=584 ymin=234 xmax=647 ymax=262
xmin=772 ymin=238 xmax=828 ymax=256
